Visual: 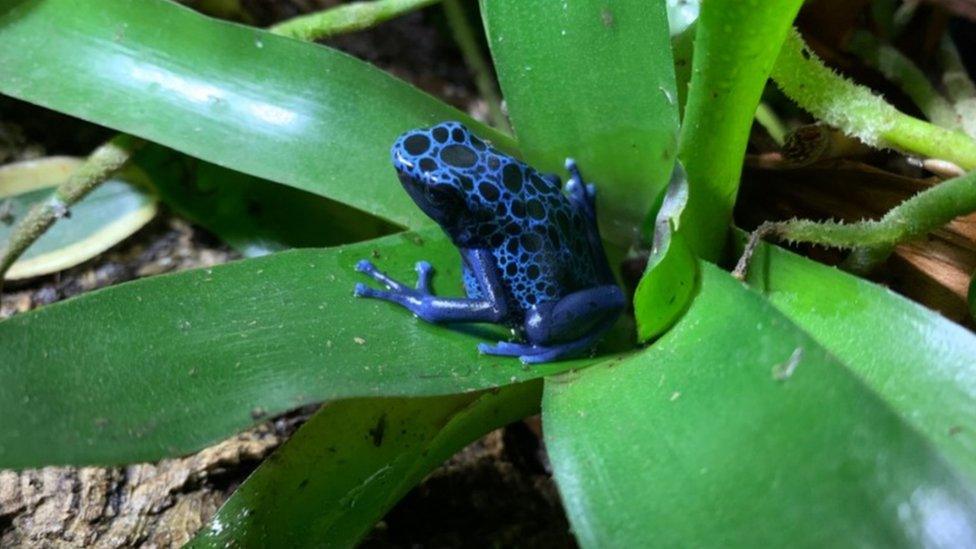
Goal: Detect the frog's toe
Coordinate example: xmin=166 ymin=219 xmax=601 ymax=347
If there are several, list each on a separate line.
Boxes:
xmin=355 ymin=259 xmax=376 ymax=273
xmin=414 ymin=260 xmax=434 ymax=292
xmin=354 ymin=259 xmax=408 ymax=291
xmin=354 ymin=283 xmax=388 ymax=299
xmin=478 ymin=340 xmax=538 ymax=357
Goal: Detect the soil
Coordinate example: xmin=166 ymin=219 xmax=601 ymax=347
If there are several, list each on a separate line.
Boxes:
xmin=0 ymin=2 xmax=574 ymax=547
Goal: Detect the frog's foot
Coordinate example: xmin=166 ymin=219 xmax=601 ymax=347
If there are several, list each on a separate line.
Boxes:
xmin=353 ymin=251 xmax=509 ymax=324
xmin=355 ymin=259 xmax=406 ymax=291
xmin=477 ymin=323 xmax=610 ymax=364
xmin=354 ymin=259 xmax=432 ymax=299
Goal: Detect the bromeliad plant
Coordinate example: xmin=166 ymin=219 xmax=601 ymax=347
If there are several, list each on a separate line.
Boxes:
xmin=1 ymin=0 xmax=976 ymax=546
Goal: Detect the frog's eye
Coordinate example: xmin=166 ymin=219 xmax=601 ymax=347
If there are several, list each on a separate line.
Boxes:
xmin=403 ymin=134 xmax=431 ymax=155
xmin=440 ymin=144 xmax=477 ymax=168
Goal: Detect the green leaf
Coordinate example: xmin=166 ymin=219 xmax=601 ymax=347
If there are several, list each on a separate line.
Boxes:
xmin=0 ymin=0 xmax=513 ymax=229
xmin=545 ymin=261 xmax=976 ymax=547
xmin=633 ymin=164 xmax=696 ymax=341
xmin=136 ymin=146 xmax=397 ymax=256
xmin=480 ymin=0 xmax=679 ymax=245
xmin=190 ymin=382 xmax=540 ymax=548
xmin=677 ymin=0 xmax=803 ymax=260
xmin=0 ymin=228 xmax=611 ymax=468
xmin=0 ymin=156 xmax=157 ymax=280
xmin=743 ymin=240 xmax=976 ymax=478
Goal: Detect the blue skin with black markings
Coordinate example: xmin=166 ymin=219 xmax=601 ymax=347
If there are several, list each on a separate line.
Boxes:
xmin=354 ymin=121 xmax=624 ymax=364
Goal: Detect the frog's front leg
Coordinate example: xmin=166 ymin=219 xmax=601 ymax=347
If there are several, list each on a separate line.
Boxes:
xmin=478 ymin=285 xmax=624 ymax=364
xmin=354 ymin=248 xmax=508 ymax=324
xmin=565 ymin=158 xmax=597 ymax=222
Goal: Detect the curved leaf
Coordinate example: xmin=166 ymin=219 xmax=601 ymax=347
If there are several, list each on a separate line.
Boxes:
xmin=633 ymin=163 xmax=696 ymax=341
xmin=0 ymin=156 xmax=157 ymax=280
xmin=190 ymin=382 xmax=540 ymax=548
xmin=480 ymin=0 xmax=679 ymax=245
xmin=0 ymin=0 xmax=513 ymax=229
xmin=0 ymin=228 xmax=616 ymax=468
xmin=545 ymin=261 xmax=976 ymax=547
xmin=744 ymin=240 xmax=976 ymax=477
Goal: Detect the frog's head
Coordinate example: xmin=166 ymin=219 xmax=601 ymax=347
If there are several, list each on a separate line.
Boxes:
xmin=391 ymin=121 xmax=492 ymax=229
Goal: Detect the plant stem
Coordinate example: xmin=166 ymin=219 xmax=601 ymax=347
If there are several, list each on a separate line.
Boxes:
xmin=847 ymin=31 xmax=959 ymax=130
xmin=771 ymin=28 xmax=976 ymax=169
xmin=441 ymin=0 xmax=510 ymax=133
xmin=677 ymin=0 xmax=804 ymax=262
xmin=733 ymin=169 xmax=976 ymax=279
xmin=269 ymin=0 xmax=441 ymax=41
xmin=0 ymin=135 xmax=143 ymax=285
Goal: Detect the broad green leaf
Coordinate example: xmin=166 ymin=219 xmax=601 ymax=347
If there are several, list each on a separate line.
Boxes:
xmin=0 ymin=0 xmax=513 ymax=230
xmin=0 ymin=156 xmax=157 ymax=280
xmin=677 ymin=0 xmax=803 ymax=260
xmin=0 ymin=228 xmax=615 ymax=468
xmin=545 ymin=261 xmax=976 ymax=547
xmin=480 ymin=0 xmax=679 ymax=245
xmin=136 ymin=146 xmax=397 ymax=256
xmin=744 ymin=240 xmax=976 ymax=478
xmin=190 ymin=382 xmax=540 ymax=548
xmin=633 ymin=163 xmax=696 ymax=341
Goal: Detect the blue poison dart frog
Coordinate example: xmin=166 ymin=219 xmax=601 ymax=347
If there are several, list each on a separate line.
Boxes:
xmin=354 ymin=121 xmax=624 ymax=364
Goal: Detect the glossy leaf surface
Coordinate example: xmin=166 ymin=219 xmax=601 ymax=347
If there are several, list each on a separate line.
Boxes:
xmin=0 ymin=229 xmax=603 ymax=468
xmin=481 ymin=0 xmax=679 ymax=245
xmin=545 ymin=261 xmax=976 ymax=547
xmin=0 ymin=157 xmax=157 ymax=279
xmin=0 ymin=0 xmax=513 ymax=229
xmin=191 ymin=382 xmax=540 ymax=548
xmin=744 ymin=240 xmax=976 ymax=477
xmin=677 ymin=0 xmax=803 ymax=260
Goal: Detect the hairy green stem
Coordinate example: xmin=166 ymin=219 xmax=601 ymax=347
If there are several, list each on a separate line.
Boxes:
xmin=733 ymin=169 xmax=976 ymax=279
xmin=771 ymin=28 xmax=976 ymax=169
xmin=0 ymin=135 xmax=144 ymax=284
xmin=270 ymin=0 xmax=441 ymax=41
xmin=442 ymin=0 xmax=510 ymax=133
xmin=847 ymin=31 xmax=959 ymax=130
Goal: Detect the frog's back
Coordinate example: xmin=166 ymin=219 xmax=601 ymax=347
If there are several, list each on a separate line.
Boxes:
xmin=463 ymin=154 xmax=600 ymax=312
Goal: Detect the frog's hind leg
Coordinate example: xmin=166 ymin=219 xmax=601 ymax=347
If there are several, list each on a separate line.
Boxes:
xmin=478 ymin=317 xmax=615 ymax=364
xmin=479 ymin=284 xmax=624 ymax=364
